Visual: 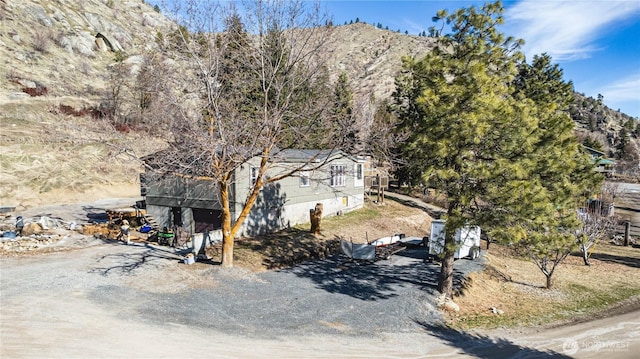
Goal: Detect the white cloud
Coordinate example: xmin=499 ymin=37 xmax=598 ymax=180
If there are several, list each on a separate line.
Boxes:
xmin=506 ymin=0 xmax=640 ymax=61
xmin=602 ymin=74 xmax=640 ymax=102
xmin=402 ymin=18 xmax=425 ymax=35
xmin=599 ymin=73 xmax=640 ymax=116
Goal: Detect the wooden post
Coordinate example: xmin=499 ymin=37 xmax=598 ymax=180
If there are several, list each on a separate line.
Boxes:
xmin=310 ymin=203 xmax=323 ymax=236
xmin=376 ymin=174 xmax=381 ymax=203
xmin=624 ymin=221 xmax=630 ymax=246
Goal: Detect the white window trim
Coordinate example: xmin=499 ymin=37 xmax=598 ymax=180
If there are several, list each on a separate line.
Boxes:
xmin=250 ymin=166 xmax=260 ymax=187
xmin=299 ymin=170 xmax=310 ymax=187
xmin=354 ymin=163 xmax=364 ymax=187
xmin=330 ymin=164 xmax=346 ymax=187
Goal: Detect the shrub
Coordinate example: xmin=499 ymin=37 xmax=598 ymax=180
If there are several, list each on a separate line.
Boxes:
xmin=114 ymin=123 xmax=131 ymax=133
xmin=33 ymin=30 xmax=51 ymax=53
xmin=22 ymin=85 xmax=48 ymax=97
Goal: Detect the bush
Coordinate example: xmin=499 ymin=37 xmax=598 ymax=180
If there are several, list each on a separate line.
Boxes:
xmin=22 ymin=85 xmax=48 ymax=97
xmin=32 ymin=30 xmax=51 ymax=53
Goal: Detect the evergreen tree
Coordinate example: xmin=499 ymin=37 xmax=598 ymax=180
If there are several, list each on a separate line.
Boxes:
xmin=497 ymin=53 xmax=600 ymax=288
xmin=394 ymin=2 xmax=529 ymax=298
xmin=333 ymin=72 xmax=357 ymax=153
xmin=393 ymin=2 xmax=596 ymax=295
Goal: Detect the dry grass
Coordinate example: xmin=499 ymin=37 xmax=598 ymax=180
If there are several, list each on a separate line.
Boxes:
xmin=0 ymin=98 xmax=167 ymax=208
xmin=448 ymin=241 xmax=640 ymax=329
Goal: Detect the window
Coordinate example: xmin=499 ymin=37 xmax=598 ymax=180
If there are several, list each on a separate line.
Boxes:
xmin=356 ymin=164 xmax=363 ymax=180
xmin=299 ymin=171 xmax=310 ymax=187
xmin=250 ymin=166 xmax=259 ymax=186
xmin=330 ymin=164 xmax=346 ymax=187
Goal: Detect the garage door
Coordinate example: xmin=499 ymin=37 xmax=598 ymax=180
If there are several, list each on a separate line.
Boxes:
xmin=192 ymin=208 xmax=222 ymax=233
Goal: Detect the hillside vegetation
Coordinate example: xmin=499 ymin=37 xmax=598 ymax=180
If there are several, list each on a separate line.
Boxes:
xmin=1 ymin=0 xmax=637 ymax=208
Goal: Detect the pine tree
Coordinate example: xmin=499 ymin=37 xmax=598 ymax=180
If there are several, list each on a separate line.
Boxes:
xmin=495 ymin=53 xmax=601 ymax=288
xmin=393 ymin=2 xmax=596 ymax=295
xmin=333 ymin=72 xmax=357 ymax=153
xmin=394 ymin=2 xmax=530 ymax=298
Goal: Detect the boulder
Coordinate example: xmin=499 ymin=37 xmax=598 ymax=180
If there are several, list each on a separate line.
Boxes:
xmin=441 ymin=300 xmax=460 ymax=313
xmin=26 ymin=4 xmax=54 ymax=27
xmin=435 ymin=294 xmax=460 ymax=313
xmin=490 ymin=307 xmax=504 ymax=315
xmin=95 ymin=37 xmax=109 ymax=52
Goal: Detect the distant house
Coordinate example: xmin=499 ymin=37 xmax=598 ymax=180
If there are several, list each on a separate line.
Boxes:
xmin=142 ymin=149 xmax=365 ymax=240
xmin=583 ymin=146 xmax=615 ymax=175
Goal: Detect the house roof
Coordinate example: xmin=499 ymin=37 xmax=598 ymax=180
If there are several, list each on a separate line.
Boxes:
xmin=582 ymin=145 xmax=606 ymax=157
xmin=274 ymin=149 xmax=359 ymax=163
xmin=597 ymin=158 xmax=615 ymax=165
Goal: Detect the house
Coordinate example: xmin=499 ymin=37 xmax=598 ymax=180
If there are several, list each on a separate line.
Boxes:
xmin=583 ymin=145 xmax=615 ymax=175
xmin=142 ymin=149 xmax=365 ymax=241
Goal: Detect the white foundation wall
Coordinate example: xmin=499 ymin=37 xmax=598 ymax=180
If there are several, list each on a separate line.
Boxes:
xmin=238 ymin=193 xmax=364 ymax=236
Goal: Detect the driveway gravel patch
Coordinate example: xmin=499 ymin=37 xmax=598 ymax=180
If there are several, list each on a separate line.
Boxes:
xmin=81 ymin=245 xmax=485 ymax=339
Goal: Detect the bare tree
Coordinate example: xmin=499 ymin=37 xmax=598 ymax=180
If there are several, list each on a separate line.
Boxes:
xmin=104 ymin=52 xmax=132 ymax=129
xmin=576 ymin=182 xmax=618 ymax=265
xmin=145 ymin=0 xmax=337 ymax=267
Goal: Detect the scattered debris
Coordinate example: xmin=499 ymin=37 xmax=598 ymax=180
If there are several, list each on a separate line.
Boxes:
xmin=184 ymin=252 xmax=195 ymax=265
xmin=490 ymin=306 xmax=504 ymax=315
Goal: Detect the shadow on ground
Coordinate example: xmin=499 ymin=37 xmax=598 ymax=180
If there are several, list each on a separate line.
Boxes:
xmin=415 ymin=321 xmax=573 ymax=358
xmin=288 ymin=248 xmax=473 ymax=301
xmin=89 ymin=240 xmax=184 ymax=275
xmin=384 ymin=192 xmax=446 ymax=219
xmin=588 ymin=251 xmax=640 ymax=269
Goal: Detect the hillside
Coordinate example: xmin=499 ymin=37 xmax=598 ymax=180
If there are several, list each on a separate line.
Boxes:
xmin=0 ymin=0 xmax=172 ymax=207
xmin=1 ymin=0 xmax=637 ymax=209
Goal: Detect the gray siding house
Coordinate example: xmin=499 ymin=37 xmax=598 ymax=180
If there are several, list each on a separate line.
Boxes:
xmin=143 ymin=150 xmax=365 ymax=241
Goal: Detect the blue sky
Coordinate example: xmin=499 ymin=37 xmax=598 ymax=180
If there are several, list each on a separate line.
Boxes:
xmin=322 ymin=0 xmax=640 ymax=118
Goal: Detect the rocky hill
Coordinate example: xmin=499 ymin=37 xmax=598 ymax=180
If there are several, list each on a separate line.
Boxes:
xmin=0 ymin=0 xmax=172 ymax=207
xmin=0 ymin=0 xmax=637 ymax=208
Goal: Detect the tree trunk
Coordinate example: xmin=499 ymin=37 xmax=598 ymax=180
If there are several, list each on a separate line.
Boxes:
xmin=438 ymin=250 xmax=455 ymax=298
xmin=310 ymin=203 xmax=323 ymax=235
xmin=438 ymin=206 xmax=459 ymax=299
xmin=438 ymin=224 xmax=456 ymax=298
xmin=582 ymin=245 xmax=591 ymax=266
xmin=220 ymin=183 xmax=234 ymax=268
xmin=221 ymin=233 xmax=233 ymax=267
xmin=546 ymin=274 xmax=553 ymax=289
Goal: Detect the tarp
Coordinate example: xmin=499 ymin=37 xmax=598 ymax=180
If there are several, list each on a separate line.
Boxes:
xmin=340 ymin=240 xmax=375 ymax=260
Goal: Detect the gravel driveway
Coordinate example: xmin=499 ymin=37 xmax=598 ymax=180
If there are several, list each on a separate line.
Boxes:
xmin=15 ymin=239 xmax=482 ymax=338
xmin=2 ymin=196 xmax=485 ymax=338
xmin=130 ymin=247 xmax=484 ymax=338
